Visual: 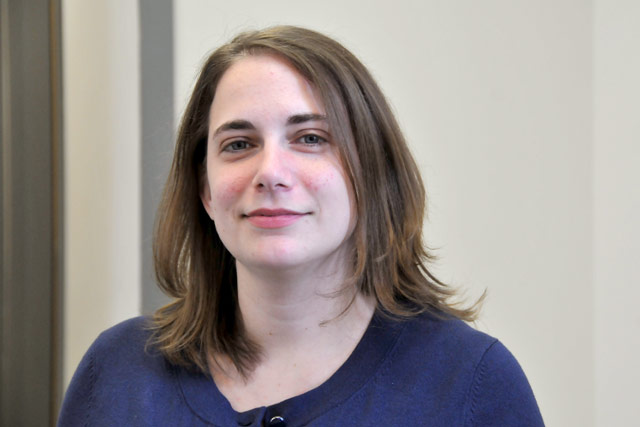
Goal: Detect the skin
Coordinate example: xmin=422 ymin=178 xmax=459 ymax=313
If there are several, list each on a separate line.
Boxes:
xmin=200 ymin=54 xmax=375 ymax=411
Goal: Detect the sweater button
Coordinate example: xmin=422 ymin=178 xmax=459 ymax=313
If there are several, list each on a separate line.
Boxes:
xmin=269 ymin=415 xmax=286 ymax=426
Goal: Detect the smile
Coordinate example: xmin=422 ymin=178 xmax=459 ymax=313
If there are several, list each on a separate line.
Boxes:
xmin=244 ymin=208 xmax=309 ymax=229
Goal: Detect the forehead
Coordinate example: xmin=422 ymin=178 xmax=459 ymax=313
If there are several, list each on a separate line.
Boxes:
xmin=209 ymin=54 xmax=325 ymax=126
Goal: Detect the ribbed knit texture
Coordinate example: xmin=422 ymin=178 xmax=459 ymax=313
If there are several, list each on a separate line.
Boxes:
xmin=59 ymin=313 xmax=543 ymax=426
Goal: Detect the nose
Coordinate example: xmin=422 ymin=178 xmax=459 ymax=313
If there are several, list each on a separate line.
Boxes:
xmin=252 ymin=140 xmax=293 ymax=192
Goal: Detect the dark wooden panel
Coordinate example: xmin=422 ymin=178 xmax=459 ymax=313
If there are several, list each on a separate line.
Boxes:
xmin=0 ymin=0 xmax=63 ymax=425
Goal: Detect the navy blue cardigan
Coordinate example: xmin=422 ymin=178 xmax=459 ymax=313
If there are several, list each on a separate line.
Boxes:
xmin=58 ymin=312 xmax=543 ymax=426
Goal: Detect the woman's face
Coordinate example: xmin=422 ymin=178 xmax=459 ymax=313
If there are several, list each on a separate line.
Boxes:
xmin=201 ymin=54 xmax=355 ymax=274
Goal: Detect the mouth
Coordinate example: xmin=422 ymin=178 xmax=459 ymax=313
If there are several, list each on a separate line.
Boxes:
xmin=243 ymin=208 xmax=310 ymax=229
xmin=245 ymin=208 xmax=308 ymax=217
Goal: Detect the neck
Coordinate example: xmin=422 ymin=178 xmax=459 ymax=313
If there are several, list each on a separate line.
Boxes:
xmin=208 ymin=259 xmax=376 ymax=411
xmin=235 ymin=260 xmax=375 ymax=353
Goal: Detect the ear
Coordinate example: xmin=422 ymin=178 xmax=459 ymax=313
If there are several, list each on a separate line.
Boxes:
xmin=199 ymin=166 xmax=215 ymax=220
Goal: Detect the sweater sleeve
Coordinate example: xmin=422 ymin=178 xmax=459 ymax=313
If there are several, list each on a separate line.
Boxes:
xmin=464 ymin=340 xmax=544 ymax=427
xmin=57 ymin=342 xmax=97 ymax=426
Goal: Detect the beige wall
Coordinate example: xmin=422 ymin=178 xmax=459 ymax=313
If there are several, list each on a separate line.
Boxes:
xmin=594 ymin=1 xmax=640 ymax=425
xmin=62 ymin=0 xmax=141 ymax=386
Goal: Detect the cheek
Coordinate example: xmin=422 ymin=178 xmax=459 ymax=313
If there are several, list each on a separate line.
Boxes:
xmin=302 ymin=165 xmax=354 ymax=212
xmin=303 ymin=169 xmax=337 ymax=192
xmin=210 ymin=174 xmax=250 ymax=215
xmin=300 ymin=156 xmax=348 ymax=192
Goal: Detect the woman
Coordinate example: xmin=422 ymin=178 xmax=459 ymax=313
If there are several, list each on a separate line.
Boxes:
xmin=59 ymin=26 xmax=543 ymax=426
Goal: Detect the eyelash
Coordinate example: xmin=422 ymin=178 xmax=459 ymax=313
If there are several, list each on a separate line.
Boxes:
xmin=220 ymin=132 xmax=329 ymax=154
xmin=222 ymin=140 xmax=251 ymax=152
xmin=296 ymin=133 xmax=328 ymax=146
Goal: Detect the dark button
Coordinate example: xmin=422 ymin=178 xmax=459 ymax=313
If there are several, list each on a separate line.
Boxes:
xmin=268 ymin=415 xmax=286 ymax=426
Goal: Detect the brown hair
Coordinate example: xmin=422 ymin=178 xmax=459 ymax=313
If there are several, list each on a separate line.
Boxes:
xmin=151 ymin=25 xmax=480 ymax=377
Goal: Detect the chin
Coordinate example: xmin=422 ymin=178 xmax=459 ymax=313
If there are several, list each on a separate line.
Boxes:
xmin=239 ymin=254 xmax=314 ymax=272
xmin=229 ymin=235 xmax=352 ymax=275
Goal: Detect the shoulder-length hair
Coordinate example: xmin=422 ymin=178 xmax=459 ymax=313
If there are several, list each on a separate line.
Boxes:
xmin=151 ymin=25 xmax=480 ymax=377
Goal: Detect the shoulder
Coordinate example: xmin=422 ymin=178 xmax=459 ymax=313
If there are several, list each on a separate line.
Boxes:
xmin=377 ymin=313 xmax=543 ymax=425
xmin=89 ymin=316 xmax=154 ymax=357
xmin=82 ymin=316 xmax=162 ymax=376
xmin=96 ymin=316 xmax=152 ymax=341
xmin=391 ymin=312 xmax=499 ymax=367
xmin=462 ymin=338 xmax=544 ymax=426
xmin=67 ymin=316 xmax=157 ymax=378
xmin=58 ymin=317 xmax=180 ymax=425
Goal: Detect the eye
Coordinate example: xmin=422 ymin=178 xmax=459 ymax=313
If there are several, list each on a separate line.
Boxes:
xmin=223 ymin=140 xmax=250 ymax=152
xmin=299 ymin=134 xmax=327 ymax=145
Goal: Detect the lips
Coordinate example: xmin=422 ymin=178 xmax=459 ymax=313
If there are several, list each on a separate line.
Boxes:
xmin=244 ymin=208 xmax=309 ymax=229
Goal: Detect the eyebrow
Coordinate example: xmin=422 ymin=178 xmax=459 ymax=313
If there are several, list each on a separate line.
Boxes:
xmin=212 ymin=114 xmax=327 ymax=137
xmin=213 ymin=119 xmax=256 ymax=137
xmin=286 ymin=113 xmax=327 ymax=125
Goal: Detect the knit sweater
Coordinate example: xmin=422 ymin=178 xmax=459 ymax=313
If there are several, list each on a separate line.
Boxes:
xmin=58 ymin=312 xmax=543 ymax=426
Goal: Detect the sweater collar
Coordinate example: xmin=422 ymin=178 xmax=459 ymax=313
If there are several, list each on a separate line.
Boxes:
xmin=175 ymin=310 xmax=405 ymax=426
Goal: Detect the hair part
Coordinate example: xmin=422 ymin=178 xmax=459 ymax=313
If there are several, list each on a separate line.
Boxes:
xmin=150 ymin=25 xmax=482 ymax=378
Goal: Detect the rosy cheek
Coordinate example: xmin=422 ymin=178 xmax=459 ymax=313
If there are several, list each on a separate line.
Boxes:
xmin=302 ymin=167 xmax=338 ymax=192
xmin=211 ymin=175 xmax=249 ymax=210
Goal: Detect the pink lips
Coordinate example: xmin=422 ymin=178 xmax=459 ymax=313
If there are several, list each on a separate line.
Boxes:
xmin=244 ymin=208 xmax=308 ymax=229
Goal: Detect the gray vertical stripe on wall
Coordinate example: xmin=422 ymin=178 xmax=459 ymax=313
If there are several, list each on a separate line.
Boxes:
xmin=140 ymin=0 xmax=174 ymax=314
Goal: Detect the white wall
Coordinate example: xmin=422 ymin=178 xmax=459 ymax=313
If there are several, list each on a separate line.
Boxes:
xmin=62 ymin=0 xmax=141 ymax=386
xmin=174 ymin=2 xmax=594 ymax=425
xmin=594 ymin=1 xmax=640 ymax=425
